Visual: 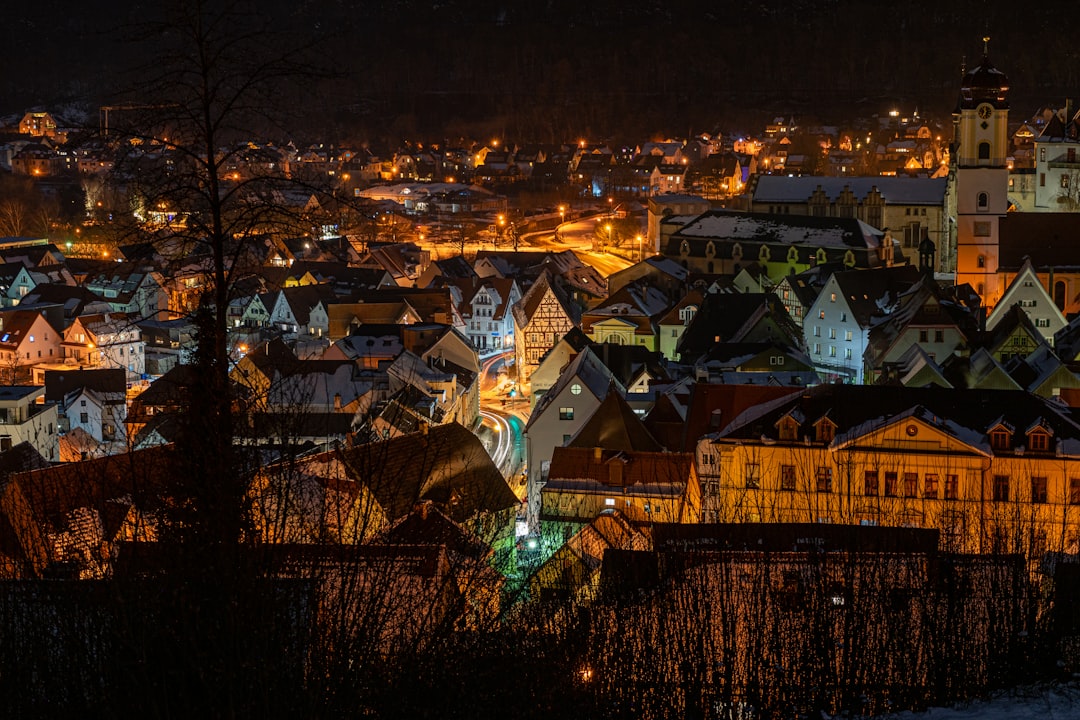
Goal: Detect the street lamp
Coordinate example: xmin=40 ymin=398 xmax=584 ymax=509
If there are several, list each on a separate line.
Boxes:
xmin=497 ymin=214 xmax=506 ymax=248
xmin=636 ymin=234 xmax=643 ymax=262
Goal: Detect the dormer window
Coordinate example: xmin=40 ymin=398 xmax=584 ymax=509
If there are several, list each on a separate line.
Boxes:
xmin=815 ymin=417 xmax=836 ymax=443
xmin=776 ymin=415 xmax=799 ymax=441
xmin=989 ymin=426 xmax=1011 ymax=451
xmin=1027 ymin=422 xmax=1053 ymax=452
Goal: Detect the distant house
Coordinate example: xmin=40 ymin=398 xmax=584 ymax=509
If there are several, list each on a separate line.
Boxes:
xmin=0 ymin=385 xmax=58 ymax=461
xmin=986 ymin=258 xmax=1067 ymax=346
xmin=663 ymin=210 xmax=903 ymax=283
xmin=541 ymin=389 xmax=698 ymax=537
xmin=63 ymin=312 xmax=146 ymax=380
xmin=44 ymin=368 xmax=127 ymax=452
xmin=864 ymin=279 xmax=975 ymax=384
xmin=18 ymin=112 xmax=59 ymax=138
xmin=676 ymin=292 xmax=803 ymax=365
xmin=0 ymin=309 xmax=62 ymax=383
xmin=0 ymin=263 xmax=41 ymax=307
xmin=511 ymin=271 xmax=580 ymax=387
xmin=656 ymin=290 xmax=702 ymax=361
xmin=82 ymin=264 xmax=168 ymax=320
xmin=448 ymin=277 xmax=521 ymax=355
xmin=524 ymin=347 xmax=622 ymax=531
xmin=579 ymin=283 xmax=671 ymax=351
xmin=802 ymin=265 xmax=921 ymax=383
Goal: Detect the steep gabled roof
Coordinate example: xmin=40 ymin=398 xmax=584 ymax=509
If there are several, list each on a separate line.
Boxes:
xmin=831 ymin=264 xmax=921 ymax=327
xmin=567 ymin=385 xmax=662 ymax=452
xmin=512 ymin=270 xmax=580 ymax=329
xmin=337 ymin=422 xmax=517 ymax=523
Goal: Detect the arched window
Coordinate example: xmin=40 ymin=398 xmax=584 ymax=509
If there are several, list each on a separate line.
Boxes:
xmin=977 ymin=255 xmax=985 ymax=268
xmin=978 ymin=142 xmax=991 ymax=160
xmin=977 ymin=192 xmax=989 ymax=210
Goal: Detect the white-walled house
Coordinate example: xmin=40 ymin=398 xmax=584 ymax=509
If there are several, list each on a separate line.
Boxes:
xmin=459 ymin=277 xmax=521 ymax=355
xmin=986 ymin=259 xmax=1067 ymax=346
xmin=803 ymin=265 xmax=920 ymax=383
xmin=0 ymin=385 xmax=59 ymax=461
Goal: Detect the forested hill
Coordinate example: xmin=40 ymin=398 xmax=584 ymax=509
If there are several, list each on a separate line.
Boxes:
xmin=6 ymin=0 xmax=1079 ymax=142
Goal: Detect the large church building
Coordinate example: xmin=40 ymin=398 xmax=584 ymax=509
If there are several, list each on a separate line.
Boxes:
xmin=953 ymin=41 xmax=1080 ymax=316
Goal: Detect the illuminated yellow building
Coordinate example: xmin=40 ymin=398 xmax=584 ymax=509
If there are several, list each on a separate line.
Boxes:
xmin=698 ymin=384 xmax=1080 ymax=557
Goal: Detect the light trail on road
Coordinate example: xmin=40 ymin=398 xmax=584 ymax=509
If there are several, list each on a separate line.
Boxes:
xmin=480 ymin=409 xmax=514 ymax=475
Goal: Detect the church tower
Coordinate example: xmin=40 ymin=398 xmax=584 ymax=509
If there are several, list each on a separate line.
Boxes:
xmin=953 ymin=38 xmax=1011 ymax=309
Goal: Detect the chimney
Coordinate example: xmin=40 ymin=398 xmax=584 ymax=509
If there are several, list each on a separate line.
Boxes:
xmin=333 ymin=393 xmax=342 ymax=411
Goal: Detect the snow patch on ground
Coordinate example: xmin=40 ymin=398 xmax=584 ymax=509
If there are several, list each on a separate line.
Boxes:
xmin=874 ymin=684 xmax=1080 ymax=719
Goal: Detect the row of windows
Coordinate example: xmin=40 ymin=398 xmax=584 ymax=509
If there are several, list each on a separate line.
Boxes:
xmin=863 ymin=471 xmax=958 ymax=499
xmin=812 ymin=344 xmax=853 ymax=359
xmin=813 ymin=326 xmax=854 ymax=340
xmin=741 ymin=464 xmax=1080 ymax=504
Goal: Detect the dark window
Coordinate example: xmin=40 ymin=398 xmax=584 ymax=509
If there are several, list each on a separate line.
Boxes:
xmin=924 ymin=474 xmax=939 ymax=499
xmin=816 ymin=466 xmax=833 ymax=493
xmin=1029 ymin=432 xmax=1049 ymax=452
xmin=745 ymin=463 xmax=761 ymax=489
xmin=1031 ymin=477 xmax=1048 ymax=504
xmin=864 ymin=470 xmax=879 ymax=496
xmin=780 ymin=465 xmax=796 ymax=491
xmin=978 ymin=142 xmax=990 ymax=160
xmin=884 ymin=472 xmax=898 ymax=497
xmin=558 ymin=407 xmax=574 ymax=420
xmin=80 ymin=412 xmax=89 ymax=424
xmin=944 ymin=474 xmax=959 ymax=500
xmin=1070 ymin=478 xmax=1080 ymax=505
xmin=993 ymin=475 xmax=1010 ymax=502
xmin=903 ymin=473 xmax=918 ymax=497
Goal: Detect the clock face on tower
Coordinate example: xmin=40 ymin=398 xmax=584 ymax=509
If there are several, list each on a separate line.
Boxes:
xmin=978 ymin=104 xmax=993 ymax=119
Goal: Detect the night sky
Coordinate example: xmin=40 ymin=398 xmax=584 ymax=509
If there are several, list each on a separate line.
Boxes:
xmin=6 ymin=0 xmax=1080 ymax=142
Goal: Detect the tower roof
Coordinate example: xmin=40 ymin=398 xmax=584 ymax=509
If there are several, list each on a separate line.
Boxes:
xmin=959 ymin=38 xmax=1009 ymax=108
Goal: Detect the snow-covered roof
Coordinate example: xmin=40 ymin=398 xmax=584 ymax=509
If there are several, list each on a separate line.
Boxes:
xmin=752 ymin=176 xmax=947 ymax=204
